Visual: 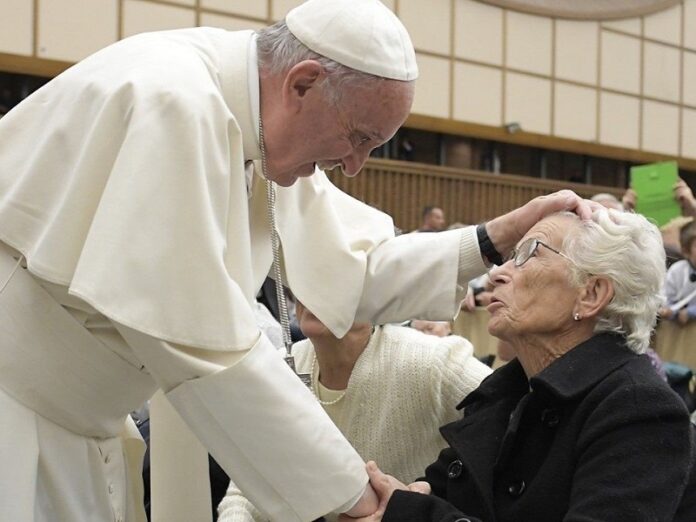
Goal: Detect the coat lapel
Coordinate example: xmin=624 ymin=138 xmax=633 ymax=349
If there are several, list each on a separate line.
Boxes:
xmin=440 ymin=361 xmax=529 ymax=521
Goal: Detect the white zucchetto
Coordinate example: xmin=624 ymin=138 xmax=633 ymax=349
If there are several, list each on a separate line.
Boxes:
xmin=285 ymin=0 xmax=418 ymax=81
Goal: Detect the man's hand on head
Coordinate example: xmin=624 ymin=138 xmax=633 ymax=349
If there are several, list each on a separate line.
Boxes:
xmin=485 ymin=190 xmax=599 ymax=259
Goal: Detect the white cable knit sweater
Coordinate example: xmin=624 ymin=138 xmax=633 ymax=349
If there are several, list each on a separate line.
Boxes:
xmin=217 ymin=324 xmax=492 ymax=522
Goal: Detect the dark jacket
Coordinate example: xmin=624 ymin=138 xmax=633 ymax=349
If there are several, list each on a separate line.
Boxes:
xmin=384 ymin=333 xmax=695 ymax=522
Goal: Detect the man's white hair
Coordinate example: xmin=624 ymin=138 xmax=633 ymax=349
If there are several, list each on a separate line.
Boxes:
xmin=256 ymin=20 xmax=385 ymax=106
xmin=562 ymin=209 xmax=665 ymax=354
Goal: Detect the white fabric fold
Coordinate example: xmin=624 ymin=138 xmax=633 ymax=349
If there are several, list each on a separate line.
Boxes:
xmin=354 ymin=227 xmax=485 ymax=324
xmin=164 ymin=334 xmax=368 ymax=522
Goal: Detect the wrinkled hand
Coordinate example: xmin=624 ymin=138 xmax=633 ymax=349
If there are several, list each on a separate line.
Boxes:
xmin=678 ymin=309 xmax=690 ymax=326
xmin=338 ymin=462 xmax=430 ymax=521
xmin=622 ymin=188 xmax=637 ymax=212
xmin=476 ymin=291 xmax=494 ymax=307
xmin=659 ymin=307 xmax=674 ymax=320
xmin=674 ymin=179 xmax=696 ymax=217
xmin=411 ymin=319 xmax=452 ymax=337
xmin=461 ymin=289 xmax=476 ymax=312
xmin=485 ymin=190 xmax=599 ymax=258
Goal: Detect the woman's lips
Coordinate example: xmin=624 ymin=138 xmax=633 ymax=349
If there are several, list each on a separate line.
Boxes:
xmin=486 ymin=297 xmax=505 ymax=313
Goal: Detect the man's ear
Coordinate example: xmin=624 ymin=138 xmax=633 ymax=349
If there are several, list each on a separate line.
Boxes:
xmin=576 ymin=276 xmax=614 ymax=319
xmin=281 ymin=60 xmax=324 ymax=111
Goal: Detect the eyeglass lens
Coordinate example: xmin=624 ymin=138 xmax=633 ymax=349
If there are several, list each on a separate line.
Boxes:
xmin=516 ymin=238 xmax=538 ymax=266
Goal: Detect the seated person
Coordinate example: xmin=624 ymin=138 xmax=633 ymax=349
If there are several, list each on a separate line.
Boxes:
xmin=348 ymin=209 xmax=695 ymax=522
xmin=661 ymin=216 xmax=693 ymax=268
xmin=591 ymin=192 xmax=623 ymax=211
xmin=622 ymin=178 xmax=696 ymax=218
xmin=218 ymin=303 xmax=492 ymax=521
xmin=660 ymin=221 xmax=696 ymax=326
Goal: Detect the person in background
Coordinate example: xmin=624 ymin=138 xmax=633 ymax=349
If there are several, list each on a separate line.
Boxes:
xmin=622 ymin=178 xmax=696 ymax=218
xmin=620 ymin=181 xmax=695 ymax=267
xmin=661 ymin=216 xmax=694 ymax=268
xmin=591 ymin=192 xmax=623 ymax=211
xmin=660 ymin=221 xmax=696 ymax=326
xmin=218 ymin=302 xmax=491 ymax=521
xmin=347 ymin=209 xmax=695 ymax=522
xmin=416 ymin=206 xmax=446 ymax=232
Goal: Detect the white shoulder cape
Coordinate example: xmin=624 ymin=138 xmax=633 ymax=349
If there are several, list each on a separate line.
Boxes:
xmin=0 ymin=27 xmax=394 ymax=348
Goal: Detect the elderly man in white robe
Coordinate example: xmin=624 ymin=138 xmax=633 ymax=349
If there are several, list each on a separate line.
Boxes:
xmin=0 ymin=0 xmax=595 ymax=521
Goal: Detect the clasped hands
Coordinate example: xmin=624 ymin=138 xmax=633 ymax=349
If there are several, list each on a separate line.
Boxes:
xmin=339 ymin=461 xmax=431 ymax=521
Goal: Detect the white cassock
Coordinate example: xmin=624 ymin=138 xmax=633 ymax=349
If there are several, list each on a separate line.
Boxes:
xmin=0 ymin=28 xmax=487 ymax=522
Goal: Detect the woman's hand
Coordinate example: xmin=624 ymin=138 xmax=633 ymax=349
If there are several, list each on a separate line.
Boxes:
xmin=659 ymin=307 xmax=674 ymax=320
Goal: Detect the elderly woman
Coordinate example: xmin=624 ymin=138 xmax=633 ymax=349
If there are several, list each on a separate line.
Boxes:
xmin=347 ymin=209 xmax=695 ymax=522
xmin=218 ymin=302 xmax=491 ymax=521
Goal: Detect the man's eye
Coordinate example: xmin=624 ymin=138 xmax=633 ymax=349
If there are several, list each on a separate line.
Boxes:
xmin=353 ymin=134 xmax=371 ymax=146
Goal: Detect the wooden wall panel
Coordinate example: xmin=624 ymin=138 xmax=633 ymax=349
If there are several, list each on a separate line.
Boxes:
xmin=327 ymin=158 xmax=622 ymax=232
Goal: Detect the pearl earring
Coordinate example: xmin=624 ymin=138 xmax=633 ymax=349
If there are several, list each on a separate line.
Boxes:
xmin=573 ymin=313 xmax=581 ymax=321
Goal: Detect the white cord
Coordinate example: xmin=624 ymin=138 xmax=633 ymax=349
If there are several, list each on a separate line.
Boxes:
xmin=0 ymin=255 xmax=23 ymax=295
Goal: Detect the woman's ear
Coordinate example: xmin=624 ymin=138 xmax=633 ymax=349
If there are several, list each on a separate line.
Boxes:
xmin=576 ymin=276 xmax=614 ymax=319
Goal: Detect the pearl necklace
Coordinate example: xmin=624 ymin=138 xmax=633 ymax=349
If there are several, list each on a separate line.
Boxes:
xmin=310 ymin=355 xmax=347 ymax=406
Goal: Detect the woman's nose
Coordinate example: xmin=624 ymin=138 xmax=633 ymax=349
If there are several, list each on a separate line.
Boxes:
xmin=489 ymin=262 xmax=512 ymax=286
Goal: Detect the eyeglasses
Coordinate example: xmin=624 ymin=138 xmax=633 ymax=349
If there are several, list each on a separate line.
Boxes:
xmin=506 ymin=237 xmax=575 ymax=267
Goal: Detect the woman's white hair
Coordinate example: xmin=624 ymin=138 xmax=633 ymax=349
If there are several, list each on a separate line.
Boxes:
xmin=562 ymin=209 xmax=665 ymax=354
xmin=256 ymin=20 xmax=384 ymax=106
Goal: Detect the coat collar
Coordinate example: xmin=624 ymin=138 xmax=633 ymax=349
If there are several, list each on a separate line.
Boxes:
xmin=459 ymin=333 xmax=637 ymax=409
xmin=457 ymin=357 xmax=528 ymax=410
xmin=530 ymin=333 xmax=637 ymax=402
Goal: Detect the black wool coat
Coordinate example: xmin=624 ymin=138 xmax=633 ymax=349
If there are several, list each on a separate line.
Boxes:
xmin=384 ymin=333 xmax=695 ymax=522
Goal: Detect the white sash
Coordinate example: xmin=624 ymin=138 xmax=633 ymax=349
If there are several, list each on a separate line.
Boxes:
xmin=0 ymin=243 xmax=152 ymax=522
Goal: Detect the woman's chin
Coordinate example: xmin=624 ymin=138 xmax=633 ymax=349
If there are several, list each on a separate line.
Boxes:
xmin=487 ymin=319 xmax=506 ymax=339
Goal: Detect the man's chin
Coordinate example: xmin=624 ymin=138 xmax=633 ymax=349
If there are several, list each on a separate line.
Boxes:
xmin=316 ymin=162 xmax=342 ymax=173
xmin=274 ymin=176 xmax=297 ymax=188
xmin=267 ymin=164 xmax=318 ymax=187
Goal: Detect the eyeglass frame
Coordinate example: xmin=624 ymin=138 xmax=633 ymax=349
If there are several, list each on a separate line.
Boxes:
xmin=506 ymin=237 xmax=576 ymax=268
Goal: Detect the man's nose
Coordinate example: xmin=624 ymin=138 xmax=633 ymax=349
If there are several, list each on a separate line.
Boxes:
xmin=341 ymin=149 xmax=371 ymax=177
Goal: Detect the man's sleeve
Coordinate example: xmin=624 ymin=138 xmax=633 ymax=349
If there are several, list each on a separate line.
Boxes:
xmin=115 ymin=324 xmax=368 ymax=522
xmin=355 ymin=227 xmax=487 ymax=324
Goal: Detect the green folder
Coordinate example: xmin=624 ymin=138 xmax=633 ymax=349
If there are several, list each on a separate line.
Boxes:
xmin=630 ymin=161 xmax=681 ymax=227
